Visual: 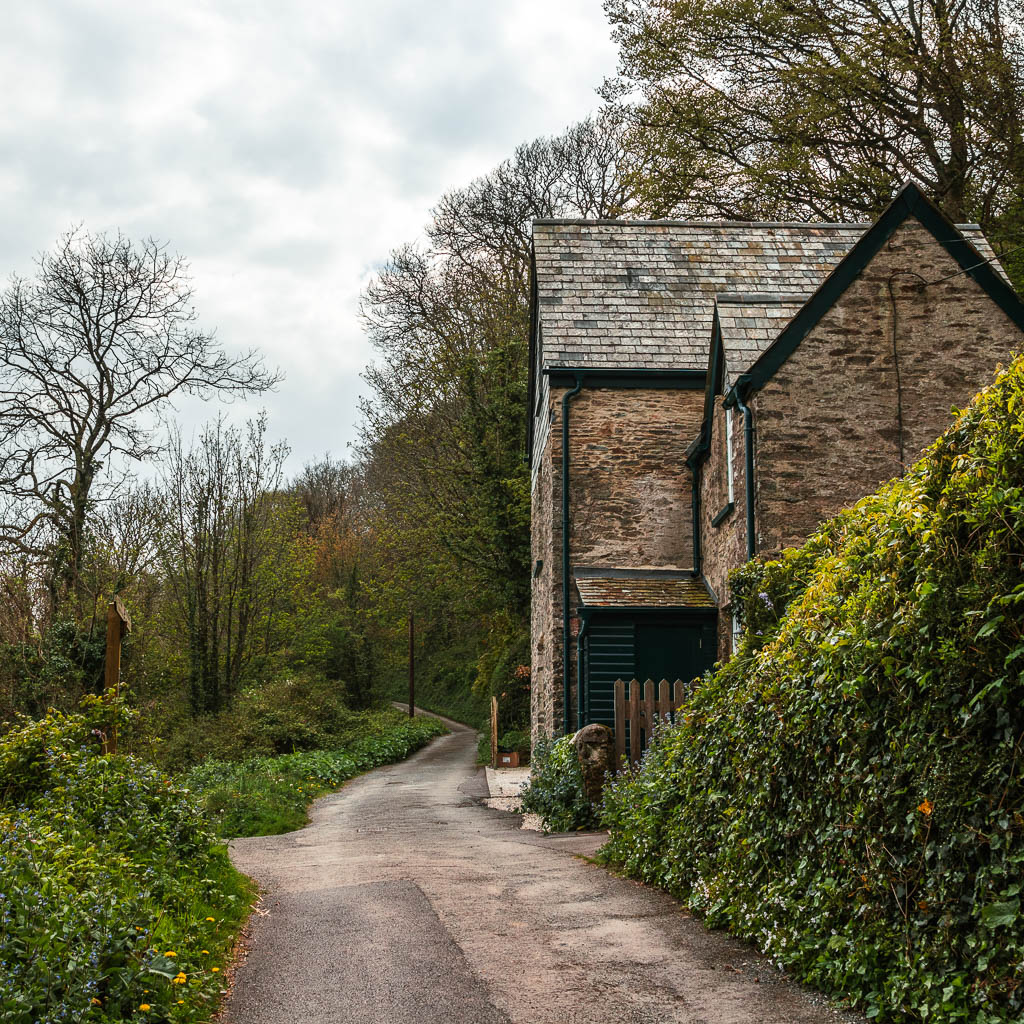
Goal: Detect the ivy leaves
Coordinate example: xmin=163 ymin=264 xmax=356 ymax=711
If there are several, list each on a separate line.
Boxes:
xmin=601 ymin=356 xmax=1024 ymax=1022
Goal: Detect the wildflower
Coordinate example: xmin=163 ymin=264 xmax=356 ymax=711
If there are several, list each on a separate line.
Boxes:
xmin=174 ymin=972 xmax=187 ymax=984
xmin=205 ymin=916 xmax=215 ymax=922
xmin=90 ymin=998 xmax=102 ymax=1006
xmin=140 ymin=1005 xmax=151 ymax=1012
xmin=212 ymin=966 xmax=220 ymax=972
xmin=164 ymin=951 xmax=176 ymax=957
xmin=202 ymin=949 xmax=209 ymax=954
xmin=917 ymin=799 xmax=934 ymax=816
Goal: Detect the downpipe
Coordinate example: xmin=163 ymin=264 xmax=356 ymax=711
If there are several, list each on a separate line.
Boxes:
xmin=561 ymin=374 xmax=583 ymax=736
xmin=733 ymin=388 xmax=756 ymax=560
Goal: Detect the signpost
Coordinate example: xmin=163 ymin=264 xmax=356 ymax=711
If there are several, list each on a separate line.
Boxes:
xmin=104 ymin=598 xmax=132 ymax=754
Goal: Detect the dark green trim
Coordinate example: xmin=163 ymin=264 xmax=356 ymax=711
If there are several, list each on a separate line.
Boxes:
xmin=741 ymin=180 xmax=1024 ymax=392
xmin=544 ymin=368 xmax=706 ymax=389
xmin=711 ymin=502 xmax=734 ymax=527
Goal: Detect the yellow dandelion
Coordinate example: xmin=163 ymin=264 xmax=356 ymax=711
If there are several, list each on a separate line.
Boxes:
xmin=201 ymin=949 xmax=209 ymax=954
xmin=140 ymin=1005 xmax=151 ymax=1012
xmin=164 ymin=950 xmax=176 ymax=957
xmin=91 ymin=998 xmax=102 ymax=1006
xmin=212 ymin=966 xmax=220 ymax=972
xmin=205 ymin=917 xmax=215 ymax=922
xmin=173 ymin=972 xmax=187 ymax=984
xmin=178 ymin=1000 xmax=185 ymax=1005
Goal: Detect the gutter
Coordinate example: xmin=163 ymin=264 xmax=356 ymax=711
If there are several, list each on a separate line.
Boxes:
xmin=561 ymin=374 xmax=584 ymax=736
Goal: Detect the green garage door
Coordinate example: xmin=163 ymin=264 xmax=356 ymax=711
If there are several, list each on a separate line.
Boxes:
xmin=583 ymin=612 xmax=717 ymax=728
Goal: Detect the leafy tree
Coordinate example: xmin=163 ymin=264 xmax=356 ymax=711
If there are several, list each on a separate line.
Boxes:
xmin=603 ymin=0 xmax=1024 ymax=238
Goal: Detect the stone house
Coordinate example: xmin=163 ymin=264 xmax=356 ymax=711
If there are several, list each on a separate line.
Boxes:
xmin=528 ymin=181 xmax=1024 ymax=743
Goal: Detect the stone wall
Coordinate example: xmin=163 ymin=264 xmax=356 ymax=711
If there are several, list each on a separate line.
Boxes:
xmin=530 ymin=385 xmax=703 ymax=743
xmin=754 ymin=217 xmax=1023 ymax=556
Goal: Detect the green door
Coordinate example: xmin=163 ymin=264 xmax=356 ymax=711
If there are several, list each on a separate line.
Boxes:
xmin=582 ymin=613 xmax=717 ymax=728
xmin=635 ymin=619 xmax=716 ymax=688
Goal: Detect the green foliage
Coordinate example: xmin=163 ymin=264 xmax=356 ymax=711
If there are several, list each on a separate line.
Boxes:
xmin=497 ymin=730 xmax=530 ymax=756
xmin=184 ymin=711 xmax=446 ymax=838
xmin=0 ymin=705 xmax=254 ymax=1024
xmin=151 ymin=673 xmax=364 ymax=770
xmin=604 ymin=0 xmax=1024 ymax=241
xmin=520 ymin=736 xmax=597 ymax=833
xmin=600 ymin=356 xmax=1024 ymax=1022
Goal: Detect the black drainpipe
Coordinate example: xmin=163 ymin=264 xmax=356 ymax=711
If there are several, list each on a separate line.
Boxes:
xmin=732 ymin=388 xmax=756 ymax=560
xmin=561 ymin=374 xmax=584 ymax=736
xmin=688 ymin=454 xmax=702 ymax=577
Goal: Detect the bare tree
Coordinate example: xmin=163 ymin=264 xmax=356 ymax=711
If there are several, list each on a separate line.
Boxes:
xmin=159 ymin=415 xmax=296 ymax=714
xmin=0 ymin=227 xmax=280 ymax=610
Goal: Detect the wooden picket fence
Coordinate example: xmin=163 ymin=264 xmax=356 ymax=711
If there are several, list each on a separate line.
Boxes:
xmin=613 ymin=678 xmax=687 ymax=767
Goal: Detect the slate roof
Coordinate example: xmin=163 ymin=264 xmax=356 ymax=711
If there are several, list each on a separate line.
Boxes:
xmin=575 ymin=574 xmax=716 ymax=609
xmin=533 ymin=218 xmax=1001 ymax=373
xmin=533 ymin=220 xmax=868 ymax=371
xmin=716 ymin=293 xmax=807 ymax=389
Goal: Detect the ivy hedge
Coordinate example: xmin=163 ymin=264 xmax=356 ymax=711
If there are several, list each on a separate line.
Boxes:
xmin=601 ymin=356 xmax=1024 ymax=1022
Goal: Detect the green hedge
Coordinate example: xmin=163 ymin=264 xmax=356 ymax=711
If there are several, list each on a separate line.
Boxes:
xmin=601 ymin=356 xmax=1024 ymax=1023
xmin=0 ymin=706 xmax=253 ymax=1024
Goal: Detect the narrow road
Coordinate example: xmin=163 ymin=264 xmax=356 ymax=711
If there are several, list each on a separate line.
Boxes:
xmin=226 ymin=722 xmax=858 ymax=1024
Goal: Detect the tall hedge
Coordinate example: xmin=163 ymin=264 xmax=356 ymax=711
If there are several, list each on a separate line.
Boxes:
xmin=601 ymin=355 xmax=1024 ymax=1022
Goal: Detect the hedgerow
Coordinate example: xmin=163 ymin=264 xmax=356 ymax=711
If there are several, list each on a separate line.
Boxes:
xmin=184 ymin=711 xmax=446 ymax=838
xmin=0 ymin=704 xmax=253 ymax=1024
xmin=601 ymin=355 xmax=1024 ymax=1022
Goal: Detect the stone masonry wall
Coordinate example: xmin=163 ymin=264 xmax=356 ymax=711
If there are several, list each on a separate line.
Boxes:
xmin=530 ymin=385 xmax=704 ymax=743
xmin=698 ymin=396 xmax=748 ymax=659
xmin=755 ymin=217 xmax=1023 ymax=556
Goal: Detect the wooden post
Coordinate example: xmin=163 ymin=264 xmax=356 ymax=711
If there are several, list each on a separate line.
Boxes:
xmin=490 ymin=695 xmax=499 ymax=769
xmin=614 ymin=678 xmax=626 ymax=768
xmin=408 ymin=610 xmax=415 ymax=718
xmin=104 ymin=598 xmax=131 ymax=754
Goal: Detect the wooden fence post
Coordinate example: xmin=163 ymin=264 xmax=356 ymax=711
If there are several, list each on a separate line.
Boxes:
xmin=104 ymin=598 xmax=131 ymax=755
xmin=490 ymin=696 xmax=499 ymax=769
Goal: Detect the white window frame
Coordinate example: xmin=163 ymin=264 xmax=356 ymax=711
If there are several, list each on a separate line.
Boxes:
xmin=724 ymin=402 xmax=735 ymax=504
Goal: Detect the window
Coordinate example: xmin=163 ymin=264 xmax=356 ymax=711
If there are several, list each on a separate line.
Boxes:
xmin=724 ymin=402 xmax=735 ymax=504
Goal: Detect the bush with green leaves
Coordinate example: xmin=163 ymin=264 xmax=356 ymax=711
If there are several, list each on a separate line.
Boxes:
xmin=185 ymin=710 xmax=446 ymax=838
xmin=0 ymin=704 xmax=253 ymax=1024
xmin=600 ymin=355 xmax=1024 ymax=1023
xmin=520 ymin=735 xmax=598 ymax=832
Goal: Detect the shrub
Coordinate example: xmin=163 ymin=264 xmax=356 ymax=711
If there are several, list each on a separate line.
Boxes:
xmin=601 ymin=355 xmax=1024 ymax=1023
xmin=0 ymin=704 xmax=253 ymax=1024
xmin=520 ymin=735 xmax=597 ymax=832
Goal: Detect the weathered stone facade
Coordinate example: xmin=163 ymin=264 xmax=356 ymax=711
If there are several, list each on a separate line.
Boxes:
xmin=751 ymin=219 xmax=1023 ymax=556
xmin=529 ymin=185 xmax=1024 ymax=742
xmin=530 ymin=385 xmax=702 ymax=744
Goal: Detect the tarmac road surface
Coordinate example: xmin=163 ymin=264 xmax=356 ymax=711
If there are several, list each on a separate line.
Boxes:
xmin=225 ymin=716 xmax=859 ymax=1024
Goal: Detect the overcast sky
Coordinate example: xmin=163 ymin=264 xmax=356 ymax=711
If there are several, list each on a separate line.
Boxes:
xmin=0 ymin=0 xmax=617 ymax=475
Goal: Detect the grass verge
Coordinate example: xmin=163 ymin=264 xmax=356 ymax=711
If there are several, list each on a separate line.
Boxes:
xmin=183 ymin=710 xmax=447 ymax=838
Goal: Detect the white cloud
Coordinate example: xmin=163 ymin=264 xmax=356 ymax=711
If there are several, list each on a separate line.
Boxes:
xmin=0 ymin=0 xmax=617 ymax=472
